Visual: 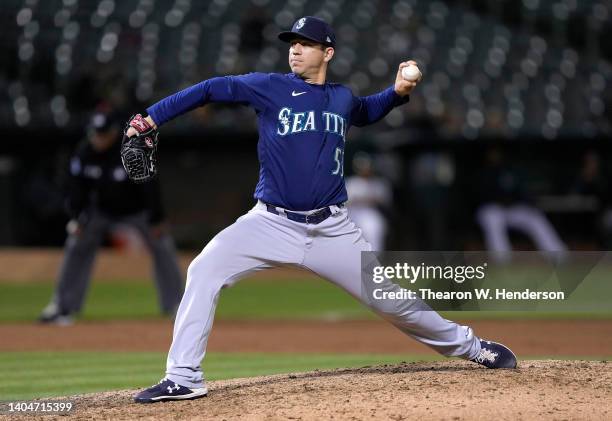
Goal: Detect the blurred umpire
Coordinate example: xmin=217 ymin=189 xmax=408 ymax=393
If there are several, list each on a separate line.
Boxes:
xmin=39 ymin=109 xmax=183 ymax=325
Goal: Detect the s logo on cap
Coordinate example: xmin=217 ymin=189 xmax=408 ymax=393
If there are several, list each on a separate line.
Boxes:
xmin=278 ymin=16 xmax=336 ymax=48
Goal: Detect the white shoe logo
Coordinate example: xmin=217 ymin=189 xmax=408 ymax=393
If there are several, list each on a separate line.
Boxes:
xmin=166 ymin=383 xmax=181 ymax=394
xmin=476 ymin=349 xmax=499 ymax=364
xmin=292 ymin=91 xmax=307 ymax=96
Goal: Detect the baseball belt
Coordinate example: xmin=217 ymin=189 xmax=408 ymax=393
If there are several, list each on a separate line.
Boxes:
xmin=264 ymin=202 xmax=344 ymax=225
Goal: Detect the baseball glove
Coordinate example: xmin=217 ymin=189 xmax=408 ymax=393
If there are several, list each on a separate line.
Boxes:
xmin=120 ymin=114 xmax=159 ymax=183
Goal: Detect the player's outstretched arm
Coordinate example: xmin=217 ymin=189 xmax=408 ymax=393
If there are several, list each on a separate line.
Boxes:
xmin=145 ymin=73 xmax=270 ymax=129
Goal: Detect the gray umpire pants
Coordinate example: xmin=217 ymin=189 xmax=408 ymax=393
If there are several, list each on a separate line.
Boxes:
xmin=50 ymin=211 xmax=183 ymax=315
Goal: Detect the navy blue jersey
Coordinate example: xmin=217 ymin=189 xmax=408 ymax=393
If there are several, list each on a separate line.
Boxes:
xmin=147 ymin=72 xmax=408 ymax=211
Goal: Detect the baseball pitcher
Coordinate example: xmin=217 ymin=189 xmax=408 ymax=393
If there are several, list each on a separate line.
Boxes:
xmin=128 ymin=17 xmax=517 ymax=403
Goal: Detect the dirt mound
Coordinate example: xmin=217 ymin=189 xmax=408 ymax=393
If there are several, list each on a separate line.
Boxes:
xmin=9 ymin=361 xmax=611 ymax=420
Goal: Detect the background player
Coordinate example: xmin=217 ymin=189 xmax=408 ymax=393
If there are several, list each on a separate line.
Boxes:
xmin=476 ymin=146 xmax=567 ymax=262
xmin=39 ymin=109 xmax=183 ymax=325
xmin=345 ymin=152 xmax=392 ymax=250
xmin=130 ymin=16 xmax=517 ymax=403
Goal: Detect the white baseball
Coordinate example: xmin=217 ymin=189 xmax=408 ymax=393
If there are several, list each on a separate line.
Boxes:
xmin=401 ymin=64 xmax=421 ymax=82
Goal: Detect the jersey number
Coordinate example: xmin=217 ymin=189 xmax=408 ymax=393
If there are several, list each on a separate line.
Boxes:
xmin=332 ymin=147 xmax=344 ymax=177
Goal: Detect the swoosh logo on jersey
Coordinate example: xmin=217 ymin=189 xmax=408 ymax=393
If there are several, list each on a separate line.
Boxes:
xmin=292 ymin=91 xmax=307 ymax=96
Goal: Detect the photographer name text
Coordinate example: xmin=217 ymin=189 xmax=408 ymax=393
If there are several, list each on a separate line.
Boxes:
xmin=372 ymin=288 xmax=565 ymax=301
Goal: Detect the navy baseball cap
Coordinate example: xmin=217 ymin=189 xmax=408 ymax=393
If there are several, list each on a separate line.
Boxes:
xmin=278 ymin=16 xmax=336 ymax=48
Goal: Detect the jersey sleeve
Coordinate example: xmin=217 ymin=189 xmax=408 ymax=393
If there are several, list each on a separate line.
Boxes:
xmin=147 ymin=73 xmax=270 ymax=126
xmin=349 ymin=86 xmax=410 ymax=127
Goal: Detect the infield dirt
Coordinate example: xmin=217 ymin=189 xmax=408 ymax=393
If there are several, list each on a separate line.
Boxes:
xmin=2 ymin=319 xmax=611 ymax=356
xmin=4 ymin=360 xmax=610 ymax=420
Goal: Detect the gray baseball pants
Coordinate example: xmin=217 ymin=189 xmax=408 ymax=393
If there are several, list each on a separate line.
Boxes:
xmin=165 ymin=202 xmax=481 ymax=388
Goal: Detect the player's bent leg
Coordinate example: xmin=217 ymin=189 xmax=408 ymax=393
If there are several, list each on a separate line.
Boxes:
xmin=161 ymin=208 xmax=305 ymax=390
xmin=164 ymin=233 xmax=269 ymax=388
xmin=164 ymin=243 xmax=269 ymax=388
xmin=302 ymin=209 xmax=481 ymax=360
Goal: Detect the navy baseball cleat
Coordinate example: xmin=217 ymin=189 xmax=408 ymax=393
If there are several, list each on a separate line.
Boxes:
xmin=134 ymin=378 xmax=208 ymax=403
xmin=471 ymin=339 xmax=518 ymax=369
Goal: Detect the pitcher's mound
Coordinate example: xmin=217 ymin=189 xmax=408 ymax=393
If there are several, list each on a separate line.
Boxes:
xmin=33 ymin=360 xmax=612 ymax=420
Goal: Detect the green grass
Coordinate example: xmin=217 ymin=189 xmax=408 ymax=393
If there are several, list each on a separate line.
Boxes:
xmin=0 ymin=282 xmax=161 ymax=322
xmin=1 ymin=277 xmax=611 ymax=323
xmin=0 ymin=351 xmax=441 ymax=400
xmin=0 ymin=278 xmax=370 ymax=322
